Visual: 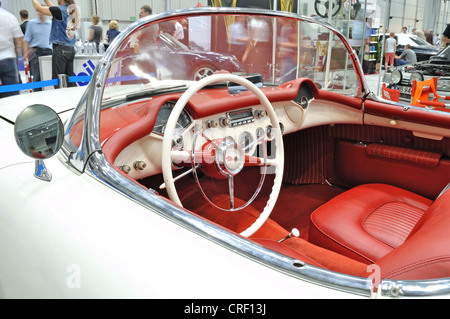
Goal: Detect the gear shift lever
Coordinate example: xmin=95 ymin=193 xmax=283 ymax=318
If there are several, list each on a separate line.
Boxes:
xmin=278 ymin=228 xmax=300 ymax=243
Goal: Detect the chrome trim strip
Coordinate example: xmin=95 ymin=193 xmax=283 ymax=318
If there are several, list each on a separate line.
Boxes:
xmin=85 ymin=151 xmax=373 ymax=297
xmin=380 ymin=279 xmax=450 ymax=298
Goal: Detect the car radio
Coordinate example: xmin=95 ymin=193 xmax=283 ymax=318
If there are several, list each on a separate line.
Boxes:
xmin=227 ymin=108 xmax=255 ymax=127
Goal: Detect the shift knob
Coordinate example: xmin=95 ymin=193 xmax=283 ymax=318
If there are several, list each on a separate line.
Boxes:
xmin=278 ymin=228 xmax=300 ymax=243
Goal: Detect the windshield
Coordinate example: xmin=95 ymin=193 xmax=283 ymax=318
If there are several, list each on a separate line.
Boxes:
xmin=64 ymin=11 xmax=362 ymax=154
xmin=434 ymin=45 xmax=450 ymax=60
xmin=103 ymin=13 xmax=360 ymax=100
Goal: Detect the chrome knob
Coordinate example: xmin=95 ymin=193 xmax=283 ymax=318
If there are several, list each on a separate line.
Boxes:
xmin=133 ymin=161 xmax=146 ymax=170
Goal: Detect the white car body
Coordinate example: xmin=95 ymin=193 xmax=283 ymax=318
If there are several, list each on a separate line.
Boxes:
xmin=0 ymin=90 xmax=359 ymax=298
xmin=1 ymin=8 xmax=450 ymax=300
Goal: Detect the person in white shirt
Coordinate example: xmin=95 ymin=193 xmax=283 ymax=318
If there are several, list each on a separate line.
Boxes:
xmin=173 ymin=20 xmax=184 ymax=40
xmin=22 ymin=12 xmax=52 ymax=91
xmin=0 ymin=7 xmax=23 ymax=97
xmin=385 ymin=31 xmax=397 ymax=70
xmin=227 ymin=15 xmax=248 ymax=61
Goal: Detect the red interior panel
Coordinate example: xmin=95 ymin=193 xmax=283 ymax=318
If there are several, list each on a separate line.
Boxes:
xmin=366 ymin=143 xmax=442 ymax=167
xmin=333 ymin=140 xmax=450 ymax=199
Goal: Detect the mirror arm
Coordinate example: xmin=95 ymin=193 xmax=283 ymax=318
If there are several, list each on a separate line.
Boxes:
xmin=34 ymin=159 xmax=52 ymax=182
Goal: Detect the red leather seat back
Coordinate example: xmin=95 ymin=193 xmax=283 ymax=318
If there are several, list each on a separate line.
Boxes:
xmin=376 ymin=189 xmax=450 ymax=280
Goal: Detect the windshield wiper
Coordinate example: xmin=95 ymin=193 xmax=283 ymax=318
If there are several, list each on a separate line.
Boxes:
xmin=125 ymin=84 xmax=188 ymax=101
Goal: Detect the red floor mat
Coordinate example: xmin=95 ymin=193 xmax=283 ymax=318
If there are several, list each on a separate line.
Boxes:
xmin=141 ymin=169 xmax=344 ymax=241
xmin=255 ymin=183 xmax=345 ymax=240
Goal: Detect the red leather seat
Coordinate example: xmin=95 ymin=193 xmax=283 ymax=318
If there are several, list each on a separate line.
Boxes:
xmin=376 ymin=187 xmax=450 ymax=279
xmin=309 ymin=183 xmax=450 ymax=279
xmin=309 ymin=184 xmax=432 ymax=263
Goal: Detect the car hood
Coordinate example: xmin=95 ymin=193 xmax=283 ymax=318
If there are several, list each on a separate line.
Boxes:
xmin=0 ymin=87 xmax=86 ymax=123
xmin=428 ymin=57 xmax=450 ymax=65
xmin=400 ymin=59 xmax=450 ymax=76
xmin=414 ymin=45 xmax=440 ymax=51
xmin=397 ymin=44 xmax=440 ymax=53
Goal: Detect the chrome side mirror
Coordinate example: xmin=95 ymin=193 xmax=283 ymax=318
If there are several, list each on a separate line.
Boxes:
xmin=14 ymin=104 xmax=64 ymax=181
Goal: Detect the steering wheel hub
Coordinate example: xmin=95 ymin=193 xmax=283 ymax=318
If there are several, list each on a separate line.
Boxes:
xmin=215 ymin=138 xmax=245 ymax=177
xmin=162 ymin=73 xmax=284 ymax=237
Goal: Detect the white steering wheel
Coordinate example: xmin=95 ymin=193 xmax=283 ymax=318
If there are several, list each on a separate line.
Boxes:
xmin=162 ymin=74 xmax=284 ymax=237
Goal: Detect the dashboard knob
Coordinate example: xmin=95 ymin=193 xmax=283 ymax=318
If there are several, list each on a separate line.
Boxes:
xmin=219 ymin=117 xmax=230 ymax=127
xmin=255 ymin=110 xmax=266 ymax=119
xmin=206 ymin=120 xmax=218 ymax=128
xmin=119 ymin=165 xmax=131 ymax=174
xmin=133 ymin=161 xmax=147 ymax=170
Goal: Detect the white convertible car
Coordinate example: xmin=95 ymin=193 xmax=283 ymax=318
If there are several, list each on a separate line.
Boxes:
xmin=1 ymin=8 xmax=450 ymax=299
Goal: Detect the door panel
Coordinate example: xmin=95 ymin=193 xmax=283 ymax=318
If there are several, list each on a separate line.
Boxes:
xmin=283 ymin=124 xmax=450 ymax=199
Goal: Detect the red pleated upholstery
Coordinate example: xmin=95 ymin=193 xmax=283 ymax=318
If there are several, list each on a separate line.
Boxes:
xmin=309 ymin=184 xmax=432 ymax=264
xmin=376 ymin=189 xmax=450 ymax=280
xmin=362 ymin=202 xmax=425 ymax=248
xmin=329 ymin=124 xmax=450 ymax=157
xmin=366 ymin=143 xmax=442 ymax=167
xmin=309 ymin=183 xmax=450 ymax=280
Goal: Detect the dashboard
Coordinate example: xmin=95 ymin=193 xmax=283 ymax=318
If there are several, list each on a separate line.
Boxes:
xmin=107 ymin=79 xmax=322 ymax=181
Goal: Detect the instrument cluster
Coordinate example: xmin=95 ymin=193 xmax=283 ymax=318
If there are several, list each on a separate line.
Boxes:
xmin=201 ymin=107 xmax=284 ymax=156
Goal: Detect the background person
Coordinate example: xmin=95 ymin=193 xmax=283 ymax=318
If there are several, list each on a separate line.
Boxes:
xmin=0 ymin=6 xmax=23 ymax=98
xmin=172 ymin=20 xmax=184 ymax=41
xmin=442 ymin=23 xmax=450 ymax=47
xmin=426 ymin=29 xmax=434 ymax=45
xmin=139 ymin=5 xmax=152 ymax=19
xmin=412 ymin=27 xmax=426 ymax=40
xmin=106 ymin=19 xmax=120 ymax=48
xmin=227 ymin=15 xmax=248 ymax=61
xmin=22 ymin=12 xmax=52 ymax=91
xmin=395 ymin=44 xmax=417 ymax=65
xmin=19 ymin=9 xmax=29 ymax=35
xmin=134 ymin=5 xmax=155 ymax=53
xmin=31 ymin=0 xmax=79 ymax=88
xmin=87 ymin=14 xmax=102 ymax=49
xmin=384 ymin=31 xmax=396 ymax=70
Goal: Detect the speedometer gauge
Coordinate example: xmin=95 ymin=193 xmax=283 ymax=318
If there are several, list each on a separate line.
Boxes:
xmin=153 ymin=101 xmax=192 ymax=135
xmin=238 ymin=131 xmax=254 ymax=153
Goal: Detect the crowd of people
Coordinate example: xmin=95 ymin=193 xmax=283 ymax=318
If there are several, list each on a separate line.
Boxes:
xmin=0 ymin=0 xmax=126 ymax=98
xmin=384 ymin=30 xmax=418 ymax=70
xmin=383 ymin=26 xmax=443 ymax=70
xmin=2 ymin=2 xmax=450 ymax=98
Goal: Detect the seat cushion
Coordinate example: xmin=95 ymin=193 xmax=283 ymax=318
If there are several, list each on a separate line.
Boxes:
xmin=309 ymin=184 xmax=432 ymax=263
xmin=362 ymin=201 xmax=425 ymax=248
xmin=376 ymin=189 xmax=450 ymax=279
